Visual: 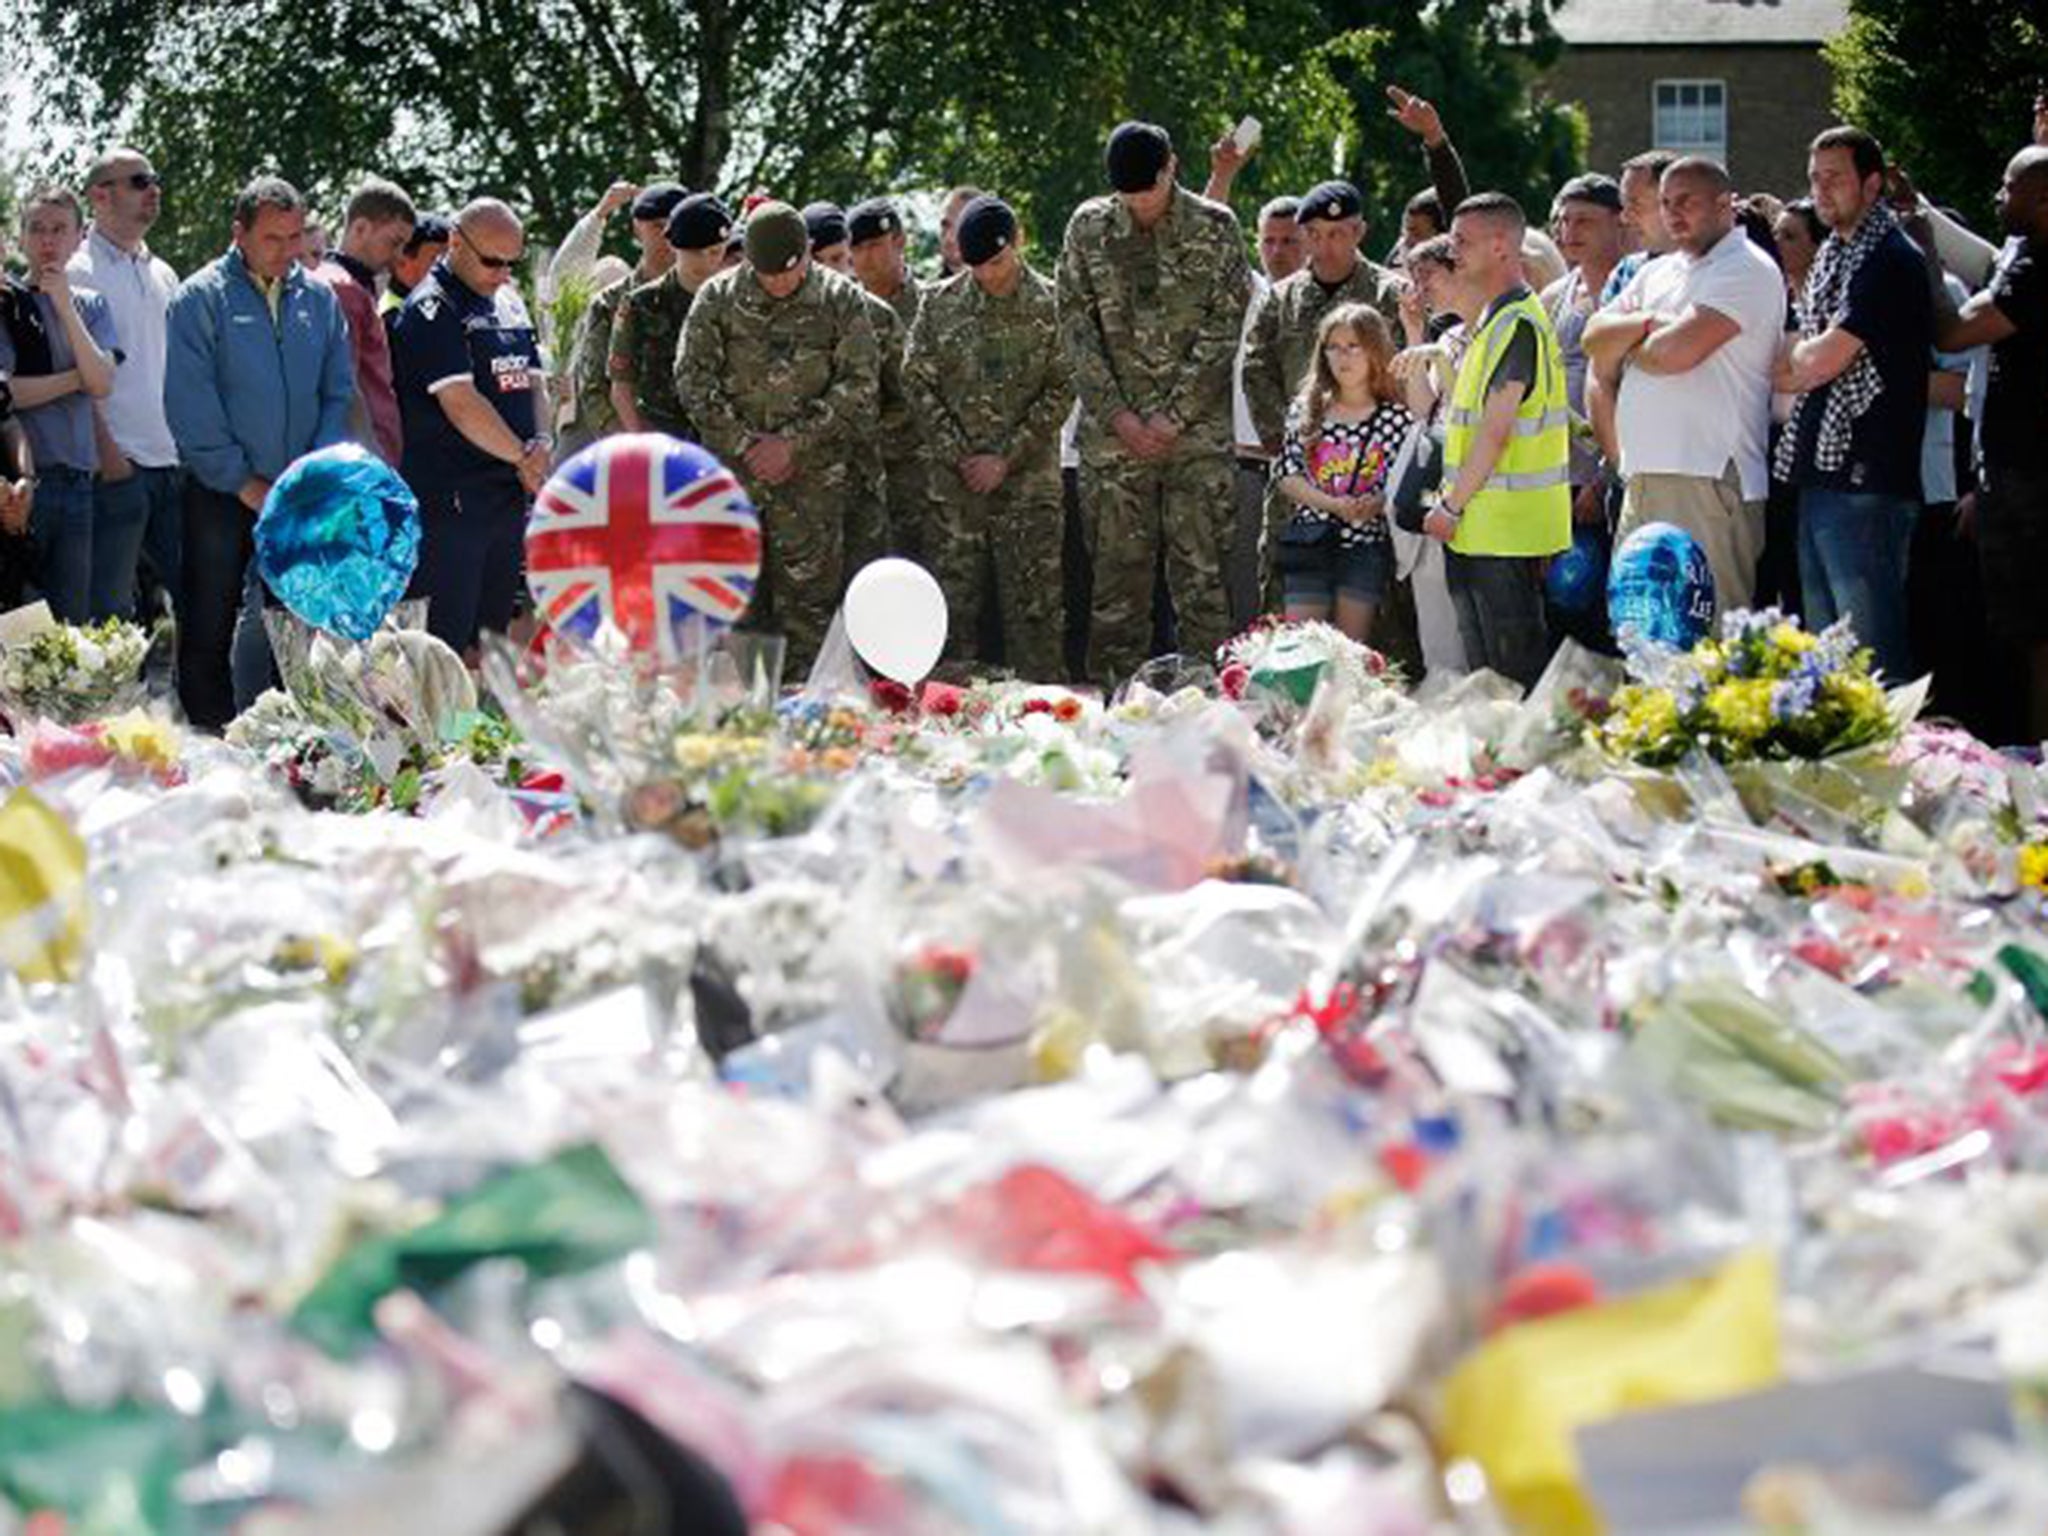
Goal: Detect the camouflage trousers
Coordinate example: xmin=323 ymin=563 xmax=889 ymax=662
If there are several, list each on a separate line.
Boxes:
xmin=742 ymin=471 xmax=847 ymax=675
xmin=929 ymin=462 xmax=1066 ymax=683
xmin=1079 ymin=449 xmax=1233 ymax=686
xmin=1258 ymin=478 xmax=1290 ymax=617
xmin=842 ymin=448 xmax=892 ymax=586
xmin=885 ymin=451 xmax=932 ymax=564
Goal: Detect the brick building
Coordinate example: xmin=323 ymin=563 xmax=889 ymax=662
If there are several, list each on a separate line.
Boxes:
xmin=1543 ymin=0 xmax=1851 ymax=200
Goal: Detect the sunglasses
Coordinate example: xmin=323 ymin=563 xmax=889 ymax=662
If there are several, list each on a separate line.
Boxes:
xmin=98 ymin=172 xmax=163 ymax=191
xmin=455 ymin=226 xmax=521 ymax=270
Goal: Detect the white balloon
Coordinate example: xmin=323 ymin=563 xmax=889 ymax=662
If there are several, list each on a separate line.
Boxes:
xmin=843 ymin=558 xmax=948 ymax=683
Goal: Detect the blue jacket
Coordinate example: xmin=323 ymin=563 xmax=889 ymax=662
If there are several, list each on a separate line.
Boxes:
xmin=164 ymin=247 xmax=353 ymax=495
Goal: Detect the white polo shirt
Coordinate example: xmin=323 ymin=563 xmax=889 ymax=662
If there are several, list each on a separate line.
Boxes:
xmin=1611 ymin=227 xmax=1786 ymax=500
xmin=67 ymin=225 xmax=181 ymax=467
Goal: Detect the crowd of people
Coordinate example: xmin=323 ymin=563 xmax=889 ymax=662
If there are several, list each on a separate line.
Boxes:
xmin=0 ymin=82 xmax=2044 ymax=743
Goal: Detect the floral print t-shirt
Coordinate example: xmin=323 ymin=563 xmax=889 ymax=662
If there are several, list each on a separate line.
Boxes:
xmin=1275 ymin=398 xmax=1416 ymax=547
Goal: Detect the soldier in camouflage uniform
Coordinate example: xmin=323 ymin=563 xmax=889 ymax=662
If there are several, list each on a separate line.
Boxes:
xmin=903 ymin=195 xmax=1070 ymax=681
xmin=1242 ymin=180 xmax=1405 ymax=610
xmin=848 ymin=197 xmax=925 ymax=327
xmin=848 ymin=197 xmax=933 ymax=560
xmin=1057 ymin=121 xmax=1252 ymax=684
xmin=804 ymin=203 xmax=902 ymax=572
xmin=569 ymin=274 xmax=629 ymax=444
xmin=609 ymin=193 xmax=734 ymax=440
xmin=565 ymin=184 xmax=686 ymax=446
xmin=677 ymin=202 xmax=879 ymax=671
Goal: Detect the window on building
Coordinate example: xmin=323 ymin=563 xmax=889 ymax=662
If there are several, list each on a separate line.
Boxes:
xmin=1653 ymin=80 xmax=1728 ymax=158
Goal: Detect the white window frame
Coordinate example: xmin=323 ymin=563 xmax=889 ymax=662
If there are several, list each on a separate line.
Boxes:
xmin=1652 ymin=78 xmax=1728 ymax=159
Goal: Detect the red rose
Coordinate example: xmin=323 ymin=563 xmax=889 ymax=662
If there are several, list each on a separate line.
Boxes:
xmin=1219 ymin=662 xmax=1250 ymax=700
xmin=921 ymin=681 xmax=965 ymax=716
xmin=870 ymin=678 xmax=915 ymax=714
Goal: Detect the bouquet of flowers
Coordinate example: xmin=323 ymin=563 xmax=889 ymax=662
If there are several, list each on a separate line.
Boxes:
xmin=1217 ymin=618 xmax=1402 ymax=714
xmin=1595 ymin=610 xmax=1903 ymax=768
xmin=0 ymin=617 xmax=151 ymax=726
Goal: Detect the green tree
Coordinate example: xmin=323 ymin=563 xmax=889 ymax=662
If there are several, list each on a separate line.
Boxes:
xmin=6 ymin=0 xmax=1581 ymax=278
xmin=860 ymin=0 xmax=1374 ymax=258
xmin=1828 ymin=0 xmax=2046 ymax=234
xmin=1324 ymin=0 xmax=1586 ymax=251
xmin=5 ymin=0 xmax=889 ymax=273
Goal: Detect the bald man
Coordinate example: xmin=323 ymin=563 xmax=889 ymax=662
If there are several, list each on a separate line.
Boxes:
xmin=390 ymin=197 xmax=548 ymax=654
xmin=1583 ymin=155 xmax=1786 ymax=611
xmin=1925 ymin=146 xmax=2048 ymax=738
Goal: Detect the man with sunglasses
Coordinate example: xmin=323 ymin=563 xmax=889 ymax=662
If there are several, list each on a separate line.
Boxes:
xmin=390 ymin=197 xmax=546 ymax=656
xmin=70 ymin=147 xmax=182 ymax=619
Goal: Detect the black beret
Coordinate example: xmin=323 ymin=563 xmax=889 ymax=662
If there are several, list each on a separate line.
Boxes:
xmin=957 ymin=195 xmax=1017 ymax=267
xmin=1297 ymin=181 xmax=1363 ymax=223
xmin=847 ymin=197 xmax=904 ymax=245
xmin=665 ymin=192 xmax=734 ymax=252
xmin=1104 ymin=121 xmax=1173 ymax=193
xmin=404 ymin=213 xmax=451 ymax=253
xmin=801 ymin=200 xmax=849 ymax=250
xmin=631 ymin=182 xmax=690 ymax=223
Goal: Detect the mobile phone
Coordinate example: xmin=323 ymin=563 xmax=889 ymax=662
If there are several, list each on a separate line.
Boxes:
xmin=1231 ymin=116 xmax=1262 ymax=154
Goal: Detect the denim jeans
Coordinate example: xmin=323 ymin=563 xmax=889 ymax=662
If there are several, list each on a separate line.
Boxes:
xmin=1796 ymin=487 xmax=1917 ymax=682
xmin=231 ymin=558 xmax=277 ymax=712
xmin=177 ymin=481 xmax=263 ymax=731
xmin=90 ymin=473 xmax=153 ymax=621
xmin=1444 ymin=547 xmax=1552 ymax=692
xmin=134 ymin=464 xmax=184 ymax=619
xmin=28 ymin=466 xmax=94 ymax=622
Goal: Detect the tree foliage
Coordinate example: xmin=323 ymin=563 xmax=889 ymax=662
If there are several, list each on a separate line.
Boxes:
xmin=862 ymin=0 xmax=1373 ymax=253
xmin=1325 ymin=0 xmax=1585 ymax=249
xmin=8 ymin=0 xmax=888 ymax=273
xmin=7 ymin=0 xmax=1583 ymax=275
xmin=1828 ymin=0 xmax=2047 ymax=235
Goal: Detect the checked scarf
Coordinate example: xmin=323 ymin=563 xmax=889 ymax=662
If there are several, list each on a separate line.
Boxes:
xmin=1773 ymin=201 xmax=1898 ymax=482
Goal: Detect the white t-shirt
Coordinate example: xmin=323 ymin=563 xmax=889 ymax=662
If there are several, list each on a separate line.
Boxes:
xmin=1611 ymin=228 xmax=1786 ymax=499
xmin=1232 ymin=271 xmax=1269 ymax=455
xmin=67 ymin=225 xmax=181 ymax=466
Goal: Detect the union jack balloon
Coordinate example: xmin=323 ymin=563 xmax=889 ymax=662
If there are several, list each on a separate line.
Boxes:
xmin=526 ymin=434 xmax=763 ymax=660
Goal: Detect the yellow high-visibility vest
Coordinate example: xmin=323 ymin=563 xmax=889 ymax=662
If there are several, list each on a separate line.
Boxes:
xmin=1442 ymin=291 xmax=1571 ymax=557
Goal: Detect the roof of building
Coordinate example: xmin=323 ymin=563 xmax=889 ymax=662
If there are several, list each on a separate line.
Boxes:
xmin=1552 ymin=0 xmax=1850 ymax=47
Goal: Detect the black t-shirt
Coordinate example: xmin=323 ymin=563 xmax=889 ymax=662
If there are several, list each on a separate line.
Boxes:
xmin=1983 ymin=235 xmax=2048 ymax=479
xmin=390 ymin=258 xmax=540 ymax=493
xmin=1789 ymin=226 xmax=1932 ymax=498
xmin=1479 ymin=285 xmax=1539 ymax=396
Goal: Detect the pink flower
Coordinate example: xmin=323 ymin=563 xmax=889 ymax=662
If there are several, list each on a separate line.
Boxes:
xmin=920 ymin=681 xmax=965 ymax=717
xmin=1990 ymin=1044 xmax=2048 ymax=1097
xmin=24 ymin=723 xmax=113 ymax=781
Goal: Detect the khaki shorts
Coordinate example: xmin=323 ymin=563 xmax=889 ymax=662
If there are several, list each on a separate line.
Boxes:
xmin=1619 ymin=460 xmax=1765 ymax=615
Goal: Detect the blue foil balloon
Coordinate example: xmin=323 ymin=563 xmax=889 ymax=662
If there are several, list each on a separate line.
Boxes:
xmin=1545 ymin=521 xmax=1610 ymax=617
xmin=256 ymin=444 xmax=421 ymax=642
xmin=1607 ymin=521 xmax=1716 ymax=651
